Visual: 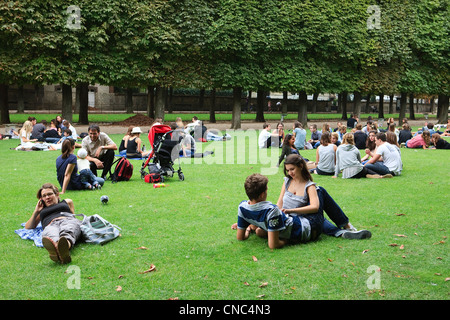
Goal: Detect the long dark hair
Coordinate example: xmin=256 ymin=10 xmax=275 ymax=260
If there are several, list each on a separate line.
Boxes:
xmin=283 ymin=154 xmax=313 ymax=182
xmin=61 ymin=138 xmax=75 ymax=159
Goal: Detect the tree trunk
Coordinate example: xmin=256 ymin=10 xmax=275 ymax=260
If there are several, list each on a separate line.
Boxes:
xmin=199 ymin=88 xmax=205 ymax=111
xmin=167 ymin=87 xmax=173 ymax=113
xmin=282 ymin=91 xmax=288 ymax=114
xmin=353 ymin=91 xmax=362 ymax=119
xmin=154 ymin=85 xmax=165 ymax=121
xmin=437 ymin=94 xmax=449 ymax=124
xmin=365 ymin=94 xmax=371 ymax=113
xmin=125 ymin=88 xmax=133 ymax=113
xmin=74 ymin=84 xmax=80 ymax=114
xmin=430 ymin=96 xmax=435 ymax=114
xmin=78 ymin=82 xmax=89 ymax=124
xmin=147 ymin=86 xmax=155 ymax=119
xmin=378 ymin=93 xmax=384 ymax=119
xmin=209 ymin=88 xmax=216 ymax=123
xmin=409 ymin=93 xmax=415 ymax=120
xmin=61 ymin=84 xmax=73 ymax=123
xmin=17 ymin=85 xmax=25 ymax=113
xmin=389 ymin=94 xmax=394 ymax=114
xmin=340 ymin=91 xmax=348 ymax=120
xmin=231 ymin=87 xmax=242 ymax=129
xmin=255 ymin=89 xmax=265 ymax=122
xmin=0 ymin=84 xmax=10 ymax=124
xmin=297 ymin=91 xmax=308 ymax=126
xmin=398 ymin=92 xmax=407 ymax=126
xmin=312 ymin=92 xmax=318 ymax=114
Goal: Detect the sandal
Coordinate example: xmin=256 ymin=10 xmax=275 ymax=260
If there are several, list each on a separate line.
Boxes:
xmin=57 ymin=236 xmax=72 ymax=264
xmin=42 ymin=236 xmax=60 ymax=262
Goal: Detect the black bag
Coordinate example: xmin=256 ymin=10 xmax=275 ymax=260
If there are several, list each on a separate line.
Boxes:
xmin=110 ymin=157 xmax=133 ymax=183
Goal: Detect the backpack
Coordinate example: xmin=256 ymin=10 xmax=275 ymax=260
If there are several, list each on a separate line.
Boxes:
xmin=77 ymin=214 xmax=121 ymax=245
xmin=110 ymin=157 xmax=133 ymax=183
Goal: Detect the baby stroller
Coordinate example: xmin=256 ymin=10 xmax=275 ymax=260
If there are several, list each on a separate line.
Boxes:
xmin=140 ymin=124 xmax=185 ymax=181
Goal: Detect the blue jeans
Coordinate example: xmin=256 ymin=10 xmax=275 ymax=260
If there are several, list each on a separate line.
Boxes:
xmin=364 ymin=162 xmax=392 ymax=175
xmin=79 ymin=169 xmax=104 ymax=189
xmin=317 ymin=187 xmax=351 ymax=237
xmin=301 ymin=187 xmax=350 ymax=238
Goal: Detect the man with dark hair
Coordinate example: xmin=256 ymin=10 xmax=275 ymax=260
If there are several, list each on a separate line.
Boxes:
xmin=30 ymin=118 xmax=47 ymax=141
xmin=347 ymin=113 xmax=358 ymax=129
xmin=81 ymin=124 xmax=117 ymax=179
xmin=364 ymin=132 xmax=402 ymax=176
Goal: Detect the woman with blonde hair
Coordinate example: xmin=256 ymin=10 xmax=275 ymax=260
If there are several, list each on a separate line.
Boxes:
xmin=333 ymin=133 xmax=389 ymax=179
xmin=15 ymin=120 xmax=37 ymax=150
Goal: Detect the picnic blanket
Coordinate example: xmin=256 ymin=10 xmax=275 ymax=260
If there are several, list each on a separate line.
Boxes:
xmin=15 ymin=222 xmax=43 ymax=248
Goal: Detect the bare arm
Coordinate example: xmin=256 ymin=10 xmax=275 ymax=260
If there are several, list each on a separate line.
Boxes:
xmin=282 ymin=185 xmax=320 ymax=215
xmin=276 ymin=183 xmax=286 ymax=209
xmin=60 ymin=163 xmax=75 ymax=194
xmin=25 ymin=199 xmax=44 ymax=229
xmin=268 ymin=231 xmax=287 ymax=249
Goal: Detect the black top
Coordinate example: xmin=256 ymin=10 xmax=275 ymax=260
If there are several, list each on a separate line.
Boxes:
xmin=436 ymin=139 xmax=450 ymax=149
xmin=40 ymin=200 xmax=71 ymax=229
xmin=126 ymin=137 xmax=139 ymax=154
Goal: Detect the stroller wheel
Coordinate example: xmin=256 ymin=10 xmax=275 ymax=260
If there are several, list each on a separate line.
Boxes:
xmin=178 ymin=172 xmax=185 ymax=181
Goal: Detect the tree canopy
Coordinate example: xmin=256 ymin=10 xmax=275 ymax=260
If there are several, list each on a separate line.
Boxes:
xmin=1 ymin=0 xmax=448 ymax=124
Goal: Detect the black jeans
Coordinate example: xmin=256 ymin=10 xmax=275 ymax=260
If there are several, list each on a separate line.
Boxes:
xmin=89 ymin=149 xmax=115 ymax=179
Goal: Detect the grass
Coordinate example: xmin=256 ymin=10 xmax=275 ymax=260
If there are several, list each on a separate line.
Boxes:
xmin=7 ymin=112 xmax=435 ymax=125
xmin=0 ymin=129 xmax=448 ymax=301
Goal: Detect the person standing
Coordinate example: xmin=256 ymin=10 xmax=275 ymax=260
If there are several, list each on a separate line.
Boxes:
xmin=81 ymin=124 xmax=117 ymax=179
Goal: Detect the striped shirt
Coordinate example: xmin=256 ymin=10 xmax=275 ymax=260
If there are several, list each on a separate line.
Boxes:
xmin=237 ymin=200 xmax=307 ymax=242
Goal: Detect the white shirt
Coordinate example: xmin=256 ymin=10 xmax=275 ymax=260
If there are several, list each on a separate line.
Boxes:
xmin=376 ymin=142 xmax=402 ymax=175
xmin=258 ymin=130 xmax=271 ymax=148
xmin=77 ymin=158 xmax=91 ymax=171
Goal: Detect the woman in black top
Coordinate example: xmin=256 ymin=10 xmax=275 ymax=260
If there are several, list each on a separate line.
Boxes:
xmin=25 ymin=183 xmax=81 ymax=264
xmin=126 ymin=127 xmax=151 ymax=158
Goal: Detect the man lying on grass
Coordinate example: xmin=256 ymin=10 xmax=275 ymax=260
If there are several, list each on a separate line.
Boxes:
xmin=233 ymin=171 xmax=371 ymax=249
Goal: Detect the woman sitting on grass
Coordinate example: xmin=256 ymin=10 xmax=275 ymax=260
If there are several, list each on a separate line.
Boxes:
xmin=25 ymin=183 xmax=81 ymax=264
xmin=232 ymin=155 xmax=372 ymax=248
xmin=277 ymin=133 xmax=299 ymax=167
xmin=15 ymin=120 xmax=37 ymax=150
xmin=333 ymin=133 xmax=389 ymax=179
xmin=56 ymin=139 xmax=104 ymax=194
xmin=314 ymin=132 xmax=336 ymax=176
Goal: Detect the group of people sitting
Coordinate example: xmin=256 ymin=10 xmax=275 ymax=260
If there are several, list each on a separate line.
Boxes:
xmin=274 ymin=117 xmax=449 ymax=179
xmin=13 ymin=116 xmax=80 ymax=151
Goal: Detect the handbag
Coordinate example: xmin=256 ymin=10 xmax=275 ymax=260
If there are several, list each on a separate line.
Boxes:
xmin=76 ymin=214 xmax=121 ymax=245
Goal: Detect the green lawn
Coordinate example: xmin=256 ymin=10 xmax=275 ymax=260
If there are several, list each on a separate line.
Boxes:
xmin=0 ymin=130 xmax=448 ymax=300
xmin=7 ymin=112 xmax=436 ymax=124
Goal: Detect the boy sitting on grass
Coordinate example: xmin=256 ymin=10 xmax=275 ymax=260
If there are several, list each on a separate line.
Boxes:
xmin=234 ymin=173 xmax=309 ymax=249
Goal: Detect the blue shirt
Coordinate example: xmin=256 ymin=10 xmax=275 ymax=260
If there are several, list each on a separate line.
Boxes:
xmin=294 ymin=128 xmax=306 ymax=149
xmin=237 ymin=200 xmax=304 ymax=241
xmin=56 ymin=153 xmax=82 ymax=190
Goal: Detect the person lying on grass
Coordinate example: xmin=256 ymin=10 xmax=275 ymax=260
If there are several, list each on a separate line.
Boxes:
xmin=232 ymin=169 xmax=371 ymax=249
xmin=25 ymin=183 xmax=82 ymax=264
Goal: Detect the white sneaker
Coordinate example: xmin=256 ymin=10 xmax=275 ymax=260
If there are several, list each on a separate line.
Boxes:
xmin=346 ymin=223 xmax=357 ymax=231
